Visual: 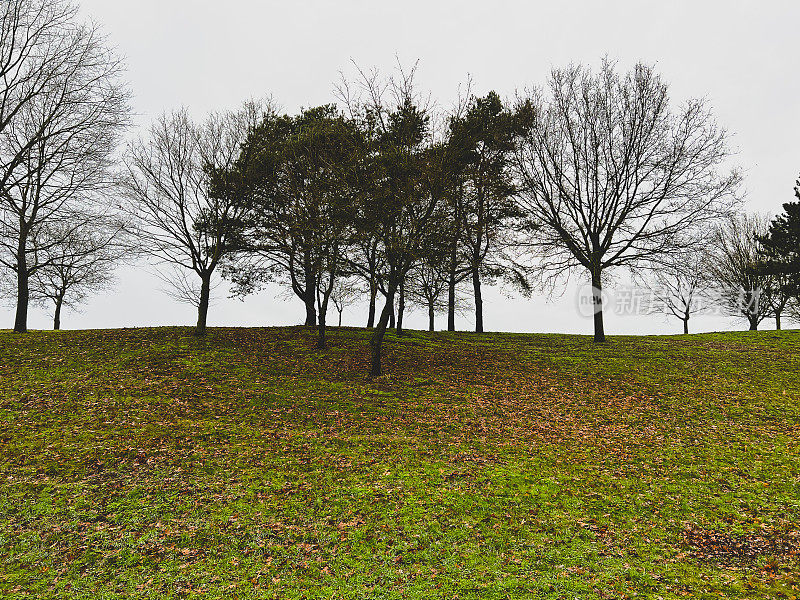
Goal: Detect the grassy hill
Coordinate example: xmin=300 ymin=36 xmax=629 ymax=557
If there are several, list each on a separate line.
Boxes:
xmin=1 ymin=326 xmax=799 ymax=599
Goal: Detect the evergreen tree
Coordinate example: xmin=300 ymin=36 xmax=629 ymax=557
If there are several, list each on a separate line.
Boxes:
xmin=448 ymin=91 xmax=524 ymax=332
xmin=758 ymin=176 xmax=800 ymax=300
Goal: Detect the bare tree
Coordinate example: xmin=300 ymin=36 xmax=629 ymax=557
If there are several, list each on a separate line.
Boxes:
xmin=408 ymin=258 xmax=449 ymax=331
xmin=642 ymin=251 xmax=710 ymax=334
xmin=405 ymin=231 xmax=472 ymax=332
xmin=29 ymin=219 xmax=124 ymax=329
xmin=329 ymin=277 xmax=362 ymax=327
xmin=1 ymin=0 xmax=81 ymax=191
xmin=315 ymin=234 xmax=350 ymax=349
xmin=709 ymin=213 xmax=773 ymax=331
xmin=513 ymin=60 xmax=740 ymax=342
xmin=0 ymin=3 xmax=129 ymax=332
xmin=123 ymin=103 xmax=266 ymax=336
xmin=347 ymin=236 xmax=385 ymax=328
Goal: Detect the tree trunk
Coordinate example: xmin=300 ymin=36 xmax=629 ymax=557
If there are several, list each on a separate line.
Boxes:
xmin=388 ymin=299 xmax=396 ymax=329
xmin=304 ymin=294 xmax=316 ymax=327
xmin=14 ymin=274 xmax=29 ymax=333
xmin=316 ymin=270 xmax=336 ymax=349
xmin=683 ymin=318 xmax=689 ymax=335
xmin=428 ymin=302 xmax=435 ymax=332
xmin=591 ymin=271 xmax=605 ymax=343
xmin=748 ymin=318 xmax=758 ymax=331
xmin=338 ymin=310 xmax=343 ymax=328
xmin=303 ymin=256 xmax=316 ymax=326
xmin=397 ymin=278 xmax=405 ymax=336
xmin=13 ymin=243 xmax=29 ymax=333
xmin=370 ymin=284 xmax=397 ymax=377
xmin=316 ymin=303 xmax=328 ymax=349
xmin=776 ymin=313 xmax=782 ymax=331
xmin=195 ymin=272 xmax=211 ymax=336
xmin=472 ymin=267 xmax=483 ymax=333
xmin=447 ymin=243 xmax=456 ymax=331
xmin=366 ymin=281 xmax=377 ymax=328
xmin=53 ymin=296 xmax=64 ymax=331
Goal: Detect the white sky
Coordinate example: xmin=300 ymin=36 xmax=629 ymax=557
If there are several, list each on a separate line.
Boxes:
xmin=10 ymin=0 xmax=800 ymax=334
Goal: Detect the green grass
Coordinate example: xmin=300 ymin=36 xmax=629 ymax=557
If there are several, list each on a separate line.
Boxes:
xmin=1 ymin=326 xmax=799 ymax=599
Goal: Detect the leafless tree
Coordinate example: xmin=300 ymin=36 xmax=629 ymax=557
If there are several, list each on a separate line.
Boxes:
xmin=642 ymin=251 xmax=711 ymax=334
xmin=347 ymin=236 xmax=385 ymax=328
xmin=407 ymin=259 xmax=449 ymax=331
xmin=513 ymin=60 xmax=740 ymax=342
xmin=123 ymin=102 xmax=268 ymax=336
xmin=315 ymin=236 xmax=349 ymax=349
xmin=28 ymin=219 xmax=124 ymax=329
xmin=407 ymin=259 xmax=474 ymax=332
xmin=329 ymin=277 xmax=362 ymax=327
xmin=1 ymin=0 xmax=81 ymax=191
xmin=708 ymin=213 xmax=773 ymax=331
xmin=154 ymin=267 xmax=221 ymax=310
xmin=0 ymin=1 xmax=130 ymax=332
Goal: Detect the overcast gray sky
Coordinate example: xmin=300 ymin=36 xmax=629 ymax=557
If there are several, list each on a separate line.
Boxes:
xmin=11 ymin=0 xmax=800 ymax=334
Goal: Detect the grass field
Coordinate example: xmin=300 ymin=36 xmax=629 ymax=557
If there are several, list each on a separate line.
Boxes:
xmin=0 ymin=326 xmax=799 ymax=599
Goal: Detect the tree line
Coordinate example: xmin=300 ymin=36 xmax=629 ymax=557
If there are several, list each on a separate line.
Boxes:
xmin=2 ymin=0 xmax=799 ymax=376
